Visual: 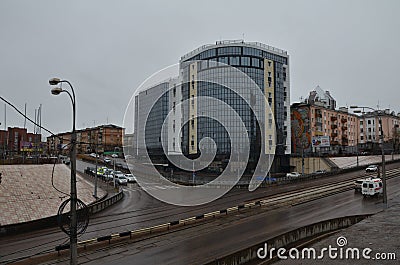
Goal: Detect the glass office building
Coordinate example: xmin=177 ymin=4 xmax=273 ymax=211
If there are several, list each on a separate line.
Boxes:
xmin=180 ymin=40 xmax=291 ymax=173
xmin=134 ymin=40 xmax=291 ymax=174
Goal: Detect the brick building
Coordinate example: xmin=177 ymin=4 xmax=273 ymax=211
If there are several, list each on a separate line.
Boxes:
xmin=47 ymin=124 xmax=124 ymax=155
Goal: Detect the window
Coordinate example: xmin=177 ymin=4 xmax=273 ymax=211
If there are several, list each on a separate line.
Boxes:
xmin=218 ymin=56 xmax=228 ymax=64
xmin=241 ymin=57 xmax=250 ymax=66
xmin=268 ymin=61 xmax=271 ymax=67
xmin=251 ymin=58 xmax=260 ymax=67
xmin=230 ymin=56 xmax=240 ymax=65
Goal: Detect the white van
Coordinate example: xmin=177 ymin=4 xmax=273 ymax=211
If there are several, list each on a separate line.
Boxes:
xmin=361 ymin=178 xmax=383 ymax=197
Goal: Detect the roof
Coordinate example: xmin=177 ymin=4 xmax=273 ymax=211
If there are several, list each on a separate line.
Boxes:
xmin=180 ymin=40 xmax=288 ymax=61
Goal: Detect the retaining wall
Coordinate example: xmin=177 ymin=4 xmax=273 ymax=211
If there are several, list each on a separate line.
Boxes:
xmin=204 ymin=214 xmax=371 ymax=265
xmin=0 ymin=190 xmax=123 ymax=237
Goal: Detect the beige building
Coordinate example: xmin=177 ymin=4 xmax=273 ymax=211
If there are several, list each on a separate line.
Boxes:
xmin=47 ymin=124 xmax=124 ymax=155
xmin=291 ymin=103 xmax=359 ymax=155
xmin=292 ymin=86 xmax=400 ymax=155
xmin=359 ymin=110 xmax=400 ymax=153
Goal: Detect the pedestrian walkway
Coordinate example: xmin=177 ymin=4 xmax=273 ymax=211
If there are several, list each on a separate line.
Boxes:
xmin=0 ymin=164 xmax=106 ymax=226
xmin=329 ymin=154 xmax=400 ymax=169
xmin=276 ymin=196 xmax=400 ymax=264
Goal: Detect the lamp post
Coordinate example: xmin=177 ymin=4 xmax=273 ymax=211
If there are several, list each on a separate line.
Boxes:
xmin=49 ymin=78 xmax=78 ymax=264
xmin=350 ymin=105 xmax=387 ymax=208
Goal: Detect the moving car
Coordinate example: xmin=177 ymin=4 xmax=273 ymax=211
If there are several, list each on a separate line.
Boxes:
xmin=111 ymin=154 xmax=118 ymax=158
xmin=117 ymin=176 xmax=128 ymax=185
xmin=286 ymin=172 xmax=301 ymax=178
xmin=365 ymin=165 xmax=378 ymax=172
xmin=125 ymin=174 xmax=136 ymax=183
xmin=361 ymin=178 xmax=383 ymax=197
xmin=103 ymin=157 xmax=111 ymax=163
xmin=354 ymin=179 xmax=365 ymax=192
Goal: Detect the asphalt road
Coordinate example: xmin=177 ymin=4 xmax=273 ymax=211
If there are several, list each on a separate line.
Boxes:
xmin=74 ymin=175 xmax=400 ymax=265
xmin=1 ymin=161 xmax=400 ymax=264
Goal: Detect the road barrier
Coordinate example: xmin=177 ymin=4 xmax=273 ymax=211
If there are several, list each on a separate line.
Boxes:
xmin=203 ymin=214 xmax=372 ymax=265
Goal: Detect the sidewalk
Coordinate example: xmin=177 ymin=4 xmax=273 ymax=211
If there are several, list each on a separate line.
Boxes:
xmin=0 ymin=164 xmax=106 ymax=226
xmin=276 ymin=196 xmax=400 ymax=264
xmin=329 ymin=154 xmax=400 ymax=169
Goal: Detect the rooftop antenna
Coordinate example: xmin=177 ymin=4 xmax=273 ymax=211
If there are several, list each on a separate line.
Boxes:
xmin=242 ymin=33 xmax=245 ymax=41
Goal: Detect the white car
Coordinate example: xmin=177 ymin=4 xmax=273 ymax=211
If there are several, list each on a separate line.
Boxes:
xmin=111 ymin=154 xmax=118 ymax=158
xmin=103 ymin=157 xmax=111 ymax=163
xmin=125 ymin=174 xmax=136 ymax=183
xmin=286 ymin=172 xmax=301 ymax=178
xmin=90 ymin=153 xmax=99 ymax=158
xmin=117 ymin=176 xmax=128 ymax=185
xmin=354 ymin=179 xmax=365 ymax=192
xmin=366 ymin=165 xmax=378 ymax=172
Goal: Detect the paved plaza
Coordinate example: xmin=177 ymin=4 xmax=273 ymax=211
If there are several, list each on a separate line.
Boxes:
xmin=0 ymin=164 xmax=106 ymax=226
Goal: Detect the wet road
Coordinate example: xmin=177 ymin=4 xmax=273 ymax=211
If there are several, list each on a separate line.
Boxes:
xmin=1 ymin=162 xmax=400 ymax=263
xmin=80 ymin=175 xmax=400 ymax=265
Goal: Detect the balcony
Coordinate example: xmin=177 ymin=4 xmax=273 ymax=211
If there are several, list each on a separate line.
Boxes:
xmin=331 ymin=116 xmax=337 ymax=121
xmin=341 ymin=118 xmax=347 ymax=123
xmin=331 ymin=124 xmax=338 ymax=129
xmin=331 ymin=132 xmax=338 ymax=138
xmin=331 ymin=141 xmax=339 ymax=145
xmin=342 ymin=126 xmax=348 ymax=131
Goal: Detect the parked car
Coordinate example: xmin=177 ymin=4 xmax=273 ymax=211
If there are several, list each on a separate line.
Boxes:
xmin=85 ymin=167 xmax=95 ymax=175
xmin=111 ymin=154 xmax=118 ymax=158
xmin=117 ymin=176 xmax=128 ymax=185
xmin=366 ymin=165 xmax=378 ymax=172
xmin=113 ymin=170 xmax=124 ymax=178
xmin=103 ymin=157 xmax=111 ymax=163
xmin=313 ymin=169 xmax=326 ymax=175
xmin=286 ymin=172 xmax=301 ymax=178
xmin=90 ymin=153 xmax=99 ymax=158
xmin=125 ymin=174 xmax=136 ymax=183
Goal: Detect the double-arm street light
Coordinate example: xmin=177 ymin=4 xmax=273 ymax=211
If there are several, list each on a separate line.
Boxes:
xmin=49 ymin=77 xmax=78 ymax=264
xmin=350 ymin=105 xmax=387 ymax=208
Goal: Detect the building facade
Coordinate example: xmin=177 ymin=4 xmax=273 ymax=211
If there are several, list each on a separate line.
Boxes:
xmin=47 ymin=124 xmax=123 ymax=155
xmin=359 ymin=110 xmax=400 ymax=153
xmin=134 ymin=40 xmax=292 ymax=173
xmin=291 ymin=103 xmax=360 ymax=156
xmin=292 ymin=88 xmax=400 ymax=156
xmin=0 ymin=127 xmax=42 ymax=157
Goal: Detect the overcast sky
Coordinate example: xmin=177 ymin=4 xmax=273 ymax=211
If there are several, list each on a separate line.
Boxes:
xmin=1 ymin=0 xmax=399 ymax=137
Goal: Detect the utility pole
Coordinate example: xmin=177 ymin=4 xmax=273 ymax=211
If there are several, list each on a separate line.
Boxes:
xmin=49 ymin=78 xmax=78 ymax=265
xmin=94 ymin=135 xmax=98 ymax=198
xmin=379 ymin=116 xmax=387 ymax=208
xmin=301 ymin=146 xmax=305 ymax=175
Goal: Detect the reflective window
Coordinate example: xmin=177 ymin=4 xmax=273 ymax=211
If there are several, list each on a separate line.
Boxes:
xmin=252 ymin=58 xmax=260 ymax=67
xmin=229 ymin=56 xmax=240 ymax=66
xmin=241 ymin=57 xmax=250 ymax=66
xmin=218 ymin=56 xmax=229 ymax=65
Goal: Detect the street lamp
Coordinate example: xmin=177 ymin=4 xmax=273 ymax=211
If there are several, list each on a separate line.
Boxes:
xmin=49 ymin=77 xmax=78 ymax=264
xmin=350 ymin=105 xmax=387 ymax=208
